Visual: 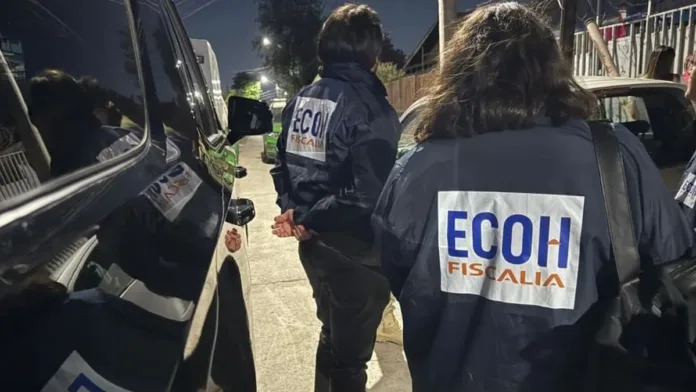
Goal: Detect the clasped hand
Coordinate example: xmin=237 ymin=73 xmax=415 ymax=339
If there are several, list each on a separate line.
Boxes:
xmin=271 ymin=209 xmax=312 ymax=241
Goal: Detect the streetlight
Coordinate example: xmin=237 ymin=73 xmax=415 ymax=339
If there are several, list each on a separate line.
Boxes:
xmin=262 ymin=36 xmax=281 ymax=49
xmin=260 ymin=75 xmax=269 ymax=84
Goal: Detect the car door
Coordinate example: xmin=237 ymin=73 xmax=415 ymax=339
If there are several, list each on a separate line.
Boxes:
xmin=47 ymin=2 xmax=257 ymax=389
xmin=159 ymin=4 xmax=256 ymax=389
xmin=594 ymin=86 xmax=696 ymax=192
xmin=160 ymin=0 xmax=254 ymax=319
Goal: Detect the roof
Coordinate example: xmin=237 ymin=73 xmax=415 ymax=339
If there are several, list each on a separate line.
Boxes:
xmin=576 ymin=76 xmax=685 ymax=91
xmin=403 ymin=11 xmax=472 ymax=72
xmin=399 ymin=76 xmax=685 ymax=120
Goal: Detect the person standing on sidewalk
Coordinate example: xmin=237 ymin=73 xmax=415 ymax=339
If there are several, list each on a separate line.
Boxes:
xmin=372 ymin=3 xmax=696 ymax=391
xmin=270 ymin=4 xmax=400 ymax=391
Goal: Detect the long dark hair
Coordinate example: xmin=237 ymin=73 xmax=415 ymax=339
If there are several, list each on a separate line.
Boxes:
xmin=414 ymin=2 xmax=596 ymax=143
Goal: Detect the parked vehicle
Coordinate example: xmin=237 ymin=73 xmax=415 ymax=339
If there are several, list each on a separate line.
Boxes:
xmin=0 ymin=0 xmax=166 ymax=292
xmin=261 ymin=99 xmax=286 ymax=164
xmin=191 ymin=38 xmax=241 ymax=189
xmin=0 ymin=1 xmax=269 ymax=391
xmin=398 ymin=76 xmax=696 ymax=191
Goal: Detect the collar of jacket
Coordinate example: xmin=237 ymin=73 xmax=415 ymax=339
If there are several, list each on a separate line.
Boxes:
xmin=321 ymin=62 xmax=388 ymax=97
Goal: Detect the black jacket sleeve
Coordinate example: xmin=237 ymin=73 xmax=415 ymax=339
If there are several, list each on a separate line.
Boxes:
xmin=270 ymin=100 xmax=297 ymax=212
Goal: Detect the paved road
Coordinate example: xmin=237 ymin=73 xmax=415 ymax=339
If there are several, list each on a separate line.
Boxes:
xmin=234 ymin=135 xmax=412 ymax=392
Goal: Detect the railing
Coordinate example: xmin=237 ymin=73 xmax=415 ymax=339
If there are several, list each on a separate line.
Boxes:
xmin=574 ymin=5 xmax=696 ymax=78
xmin=0 ymin=150 xmax=40 ymax=201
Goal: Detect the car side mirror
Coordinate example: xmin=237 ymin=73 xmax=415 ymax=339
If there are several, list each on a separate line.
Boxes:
xmin=226 ymin=198 xmax=255 ymax=226
xmin=227 ymin=96 xmax=273 ymax=145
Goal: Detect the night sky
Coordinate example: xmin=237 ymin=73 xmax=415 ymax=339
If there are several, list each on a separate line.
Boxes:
xmin=179 ymin=0 xmax=479 ymax=87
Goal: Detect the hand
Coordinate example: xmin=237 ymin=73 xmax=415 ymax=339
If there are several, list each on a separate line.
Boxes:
xmin=271 ymin=209 xmax=295 ymax=238
xmin=293 ymin=224 xmax=312 ymax=241
xmin=224 ymin=229 xmax=242 ymax=253
xmin=687 ymin=66 xmax=696 ymax=101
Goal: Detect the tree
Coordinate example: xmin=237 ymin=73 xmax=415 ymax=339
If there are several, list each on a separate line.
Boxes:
xmin=380 ymin=33 xmax=407 ymax=69
xmin=232 ymin=72 xmax=255 ymax=90
xmin=254 ymin=0 xmax=323 ymax=96
xmin=375 ymin=62 xmax=405 ymax=84
xmin=226 ymin=81 xmax=261 ymax=101
xmin=240 ymin=81 xmax=262 ymax=100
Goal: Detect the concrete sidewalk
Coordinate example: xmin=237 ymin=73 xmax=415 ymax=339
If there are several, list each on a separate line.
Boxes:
xmin=235 ymin=136 xmax=412 ymax=392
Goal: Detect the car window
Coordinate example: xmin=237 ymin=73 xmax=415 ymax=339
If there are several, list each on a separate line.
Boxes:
xmin=594 ymin=87 xmax=696 ymax=169
xmin=0 ymin=0 xmax=145 ymax=201
xmin=164 ymin=3 xmax=221 ymax=140
xmin=134 ymin=1 xmax=202 ymax=147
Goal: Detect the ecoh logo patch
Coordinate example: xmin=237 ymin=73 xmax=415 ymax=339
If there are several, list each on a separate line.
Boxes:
xmin=438 ymin=191 xmax=585 ymax=310
xmin=144 ymin=162 xmax=202 ymax=222
xmin=286 ymin=96 xmax=337 ymax=162
xmin=675 ymin=173 xmax=696 ymax=209
xmin=41 ymin=351 xmax=132 ymax=392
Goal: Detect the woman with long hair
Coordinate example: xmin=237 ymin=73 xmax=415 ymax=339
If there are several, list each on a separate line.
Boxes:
xmin=372 ymin=3 xmax=695 ymax=392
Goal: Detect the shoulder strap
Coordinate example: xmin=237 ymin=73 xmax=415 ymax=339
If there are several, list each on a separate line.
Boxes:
xmin=589 ymin=121 xmax=641 ymax=286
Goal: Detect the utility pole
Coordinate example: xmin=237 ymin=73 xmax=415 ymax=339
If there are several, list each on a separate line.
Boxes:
xmin=558 ymin=0 xmax=578 ymax=67
xmin=643 ymin=0 xmax=653 ymax=72
xmin=438 ymin=0 xmax=457 ymax=70
xmin=595 ymin=0 xmax=603 ymax=75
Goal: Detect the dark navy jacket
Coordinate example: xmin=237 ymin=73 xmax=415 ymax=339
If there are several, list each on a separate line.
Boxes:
xmin=372 ymin=118 xmax=695 ymax=392
xmin=271 ymin=63 xmax=399 ymax=257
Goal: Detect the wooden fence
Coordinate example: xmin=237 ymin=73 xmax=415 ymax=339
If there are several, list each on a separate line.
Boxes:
xmin=385 ymin=71 xmax=435 ymax=114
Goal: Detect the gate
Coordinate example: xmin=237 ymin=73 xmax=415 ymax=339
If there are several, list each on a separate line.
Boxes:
xmin=573 ymin=5 xmax=696 ymax=79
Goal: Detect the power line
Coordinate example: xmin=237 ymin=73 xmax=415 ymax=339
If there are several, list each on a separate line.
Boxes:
xmin=181 ymin=0 xmax=220 ymax=20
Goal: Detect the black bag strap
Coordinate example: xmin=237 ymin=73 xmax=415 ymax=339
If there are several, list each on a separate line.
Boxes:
xmin=587 ymin=121 xmax=696 ymax=391
xmin=589 ymin=121 xmax=641 ymax=286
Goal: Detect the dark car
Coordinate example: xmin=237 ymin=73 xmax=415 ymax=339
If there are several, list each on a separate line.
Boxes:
xmin=0 ymin=1 xmax=267 ymax=391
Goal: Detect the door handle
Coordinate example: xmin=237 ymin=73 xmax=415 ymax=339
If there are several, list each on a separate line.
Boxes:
xmin=234 ymin=166 xmax=247 ymax=179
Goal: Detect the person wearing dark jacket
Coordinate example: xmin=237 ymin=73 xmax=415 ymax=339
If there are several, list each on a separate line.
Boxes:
xmin=371 ymin=3 xmax=696 ymax=392
xmin=270 ymin=4 xmax=400 ymax=392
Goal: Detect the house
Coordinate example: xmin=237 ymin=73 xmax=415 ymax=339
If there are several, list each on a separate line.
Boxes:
xmin=402 ymin=11 xmax=472 ymax=75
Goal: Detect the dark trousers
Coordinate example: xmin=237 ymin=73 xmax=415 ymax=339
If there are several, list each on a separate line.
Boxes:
xmin=299 ymin=239 xmax=390 ymax=392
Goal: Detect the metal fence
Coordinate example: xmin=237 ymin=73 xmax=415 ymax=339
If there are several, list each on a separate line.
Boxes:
xmin=574 ymin=5 xmax=696 ymax=78
xmin=0 ymin=150 xmax=40 ymax=201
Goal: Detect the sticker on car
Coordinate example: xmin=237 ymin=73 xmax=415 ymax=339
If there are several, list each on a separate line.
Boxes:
xmin=144 ymin=162 xmax=203 ymax=221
